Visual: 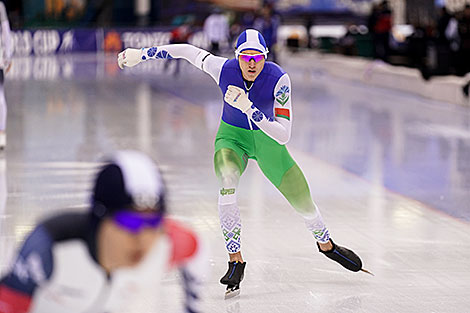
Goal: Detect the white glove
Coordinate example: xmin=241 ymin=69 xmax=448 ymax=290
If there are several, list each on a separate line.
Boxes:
xmin=224 ymin=85 xmax=253 ymax=113
xmin=117 ymin=48 xmax=143 ymax=69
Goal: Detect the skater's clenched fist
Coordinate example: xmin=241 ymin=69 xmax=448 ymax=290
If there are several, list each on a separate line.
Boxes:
xmin=117 ymin=48 xmax=143 ymax=69
xmin=224 ymin=85 xmax=253 ymax=113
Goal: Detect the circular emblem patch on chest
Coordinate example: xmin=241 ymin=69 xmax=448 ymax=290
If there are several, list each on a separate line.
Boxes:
xmin=252 ymin=110 xmax=264 ymax=122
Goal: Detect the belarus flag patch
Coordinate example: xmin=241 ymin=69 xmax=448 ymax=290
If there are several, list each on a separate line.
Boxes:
xmin=275 ymin=108 xmax=290 ymax=120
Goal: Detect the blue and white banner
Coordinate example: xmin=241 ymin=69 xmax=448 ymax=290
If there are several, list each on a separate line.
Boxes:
xmin=12 ymin=29 xmax=97 ymax=56
xmin=11 ymin=28 xmax=208 ymax=57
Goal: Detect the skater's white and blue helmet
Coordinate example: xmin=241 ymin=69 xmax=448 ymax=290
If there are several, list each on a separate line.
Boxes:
xmin=235 ymin=29 xmax=269 ymax=58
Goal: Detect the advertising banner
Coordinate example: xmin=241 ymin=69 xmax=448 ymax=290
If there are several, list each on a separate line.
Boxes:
xmin=12 ymin=29 xmax=97 ymax=56
xmin=99 ymin=28 xmax=172 ymax=53
xmin=98 ymin=27 xmax=207 ymax=52
xmin=11 ymin=28 xmax=208 ymax=56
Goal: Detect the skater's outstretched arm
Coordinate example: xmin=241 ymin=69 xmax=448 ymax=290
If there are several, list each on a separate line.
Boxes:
xmin=224 ymin=73 xmax=292 ymax=145
xmin=117 ymin=44 xmax=228 ymax=84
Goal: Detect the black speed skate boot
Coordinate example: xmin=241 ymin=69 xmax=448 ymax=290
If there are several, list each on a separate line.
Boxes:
xmin=220 ymin=261 xmax=246 ymax=299
xmin=317 ymin=239 xmax=372 ymax=274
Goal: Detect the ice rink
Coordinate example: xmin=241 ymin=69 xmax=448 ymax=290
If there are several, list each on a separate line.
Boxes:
xmin=1 ymin=53 xmax=469 ymax=312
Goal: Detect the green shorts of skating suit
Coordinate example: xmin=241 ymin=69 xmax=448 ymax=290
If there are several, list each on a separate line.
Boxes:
xmin=214 ymin=121 xmax=315 ymax=213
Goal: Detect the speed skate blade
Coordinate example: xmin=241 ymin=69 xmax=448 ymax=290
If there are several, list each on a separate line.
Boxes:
xmin=224 ymin=285 xmax=240 ymax=299
xmin=361 ymin=268 xmax=375 ymax=276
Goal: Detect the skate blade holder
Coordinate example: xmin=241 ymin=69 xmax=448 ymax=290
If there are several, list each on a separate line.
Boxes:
xmin=224 ymin=285 xmax=240 ymax=299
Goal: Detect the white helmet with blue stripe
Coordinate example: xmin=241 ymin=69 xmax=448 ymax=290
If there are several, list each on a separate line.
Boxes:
xmin=235 ymin=29 xmax=269 ymax=58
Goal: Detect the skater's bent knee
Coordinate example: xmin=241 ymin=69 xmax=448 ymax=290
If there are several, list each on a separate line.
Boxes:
xmin=218 ymin=169 xmax=240 ymax=187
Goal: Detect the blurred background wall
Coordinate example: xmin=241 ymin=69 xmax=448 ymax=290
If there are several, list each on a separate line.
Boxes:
xmin=3 ymin=0 xmax=470 ymax=81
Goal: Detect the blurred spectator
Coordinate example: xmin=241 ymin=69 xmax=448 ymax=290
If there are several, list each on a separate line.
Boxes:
xmin=406 ymin=24 xmax=429 ymax=78
xmin=3 ymin=0 xmax=23 ymax=28
xmin=457 ymin=5 xmax=470 ymax=76
xmin=82 ymin=0 xmax=113 ymax=27
xmin=437 ymin=7 xmax=452 ymax=45
xmin=63 ymin=0 xmax=85 ymax=22
xmin=369 ymin=1 xmax=392 ymax=62
xmin=230 ymin=22 xmax=242 ymax=46
xmin=241 ymin=10 xmax=255 ymax=29
xmin=445 ymin=11 xmax=459 ymax=52
xmin=339 ymin=25 xmax=359 ymax=56
xmin=254 ymin=4 xmax=280 ymax=63
xmin=367 ymin=3 xmax=379 ymax=36
xmin=203 ymin=7 xmax=229 ymax=55
xmin=435 ymin=7 xmax=458 ymax=75
xmin=171 ymin=23 xmax=192 ymax=45
xmin=229 ymin=10 xmax=256 ymax=45
xmin=166 ymin=18 xmax=193 ymax=76
xmin=305 ymin=16 xmax=315 ymax=49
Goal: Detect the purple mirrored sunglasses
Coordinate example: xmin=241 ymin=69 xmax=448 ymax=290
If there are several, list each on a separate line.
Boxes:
xmin=239 ymin=54 xmax=265 ymax=63
xmin=113 ymin=210 xmax=163 ymax=234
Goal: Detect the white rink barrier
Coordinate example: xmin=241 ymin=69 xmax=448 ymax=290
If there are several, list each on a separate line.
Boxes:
xmin=292 ymin=52 xmax=470 ymax=107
